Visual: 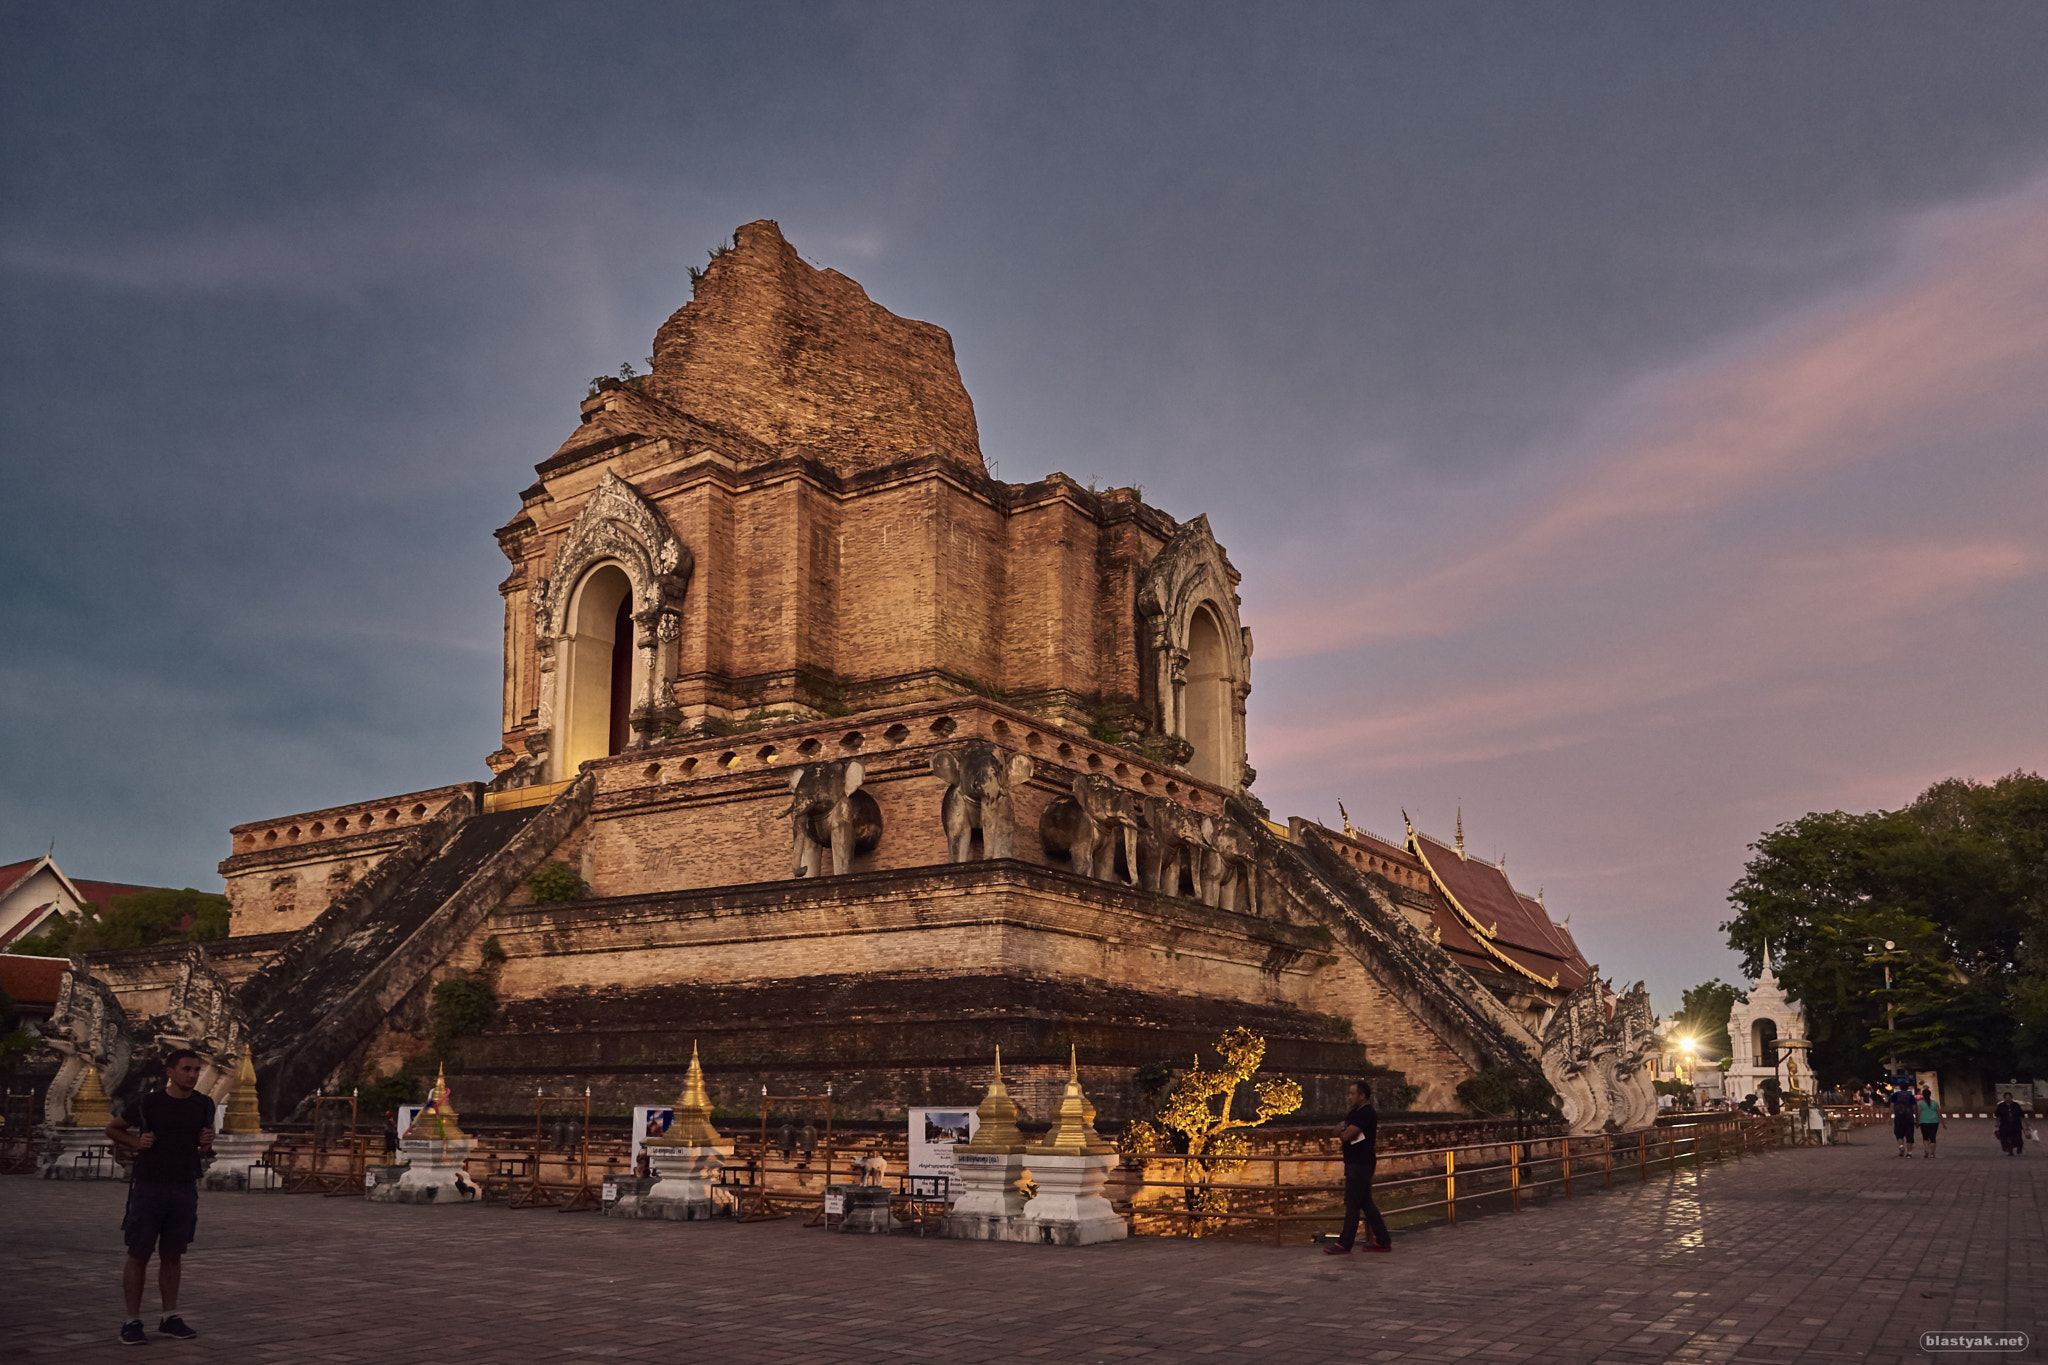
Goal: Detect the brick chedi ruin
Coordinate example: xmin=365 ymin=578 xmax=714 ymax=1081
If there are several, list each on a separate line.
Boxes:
xmin=40 ymin=221 xmax=1660 ymax=1137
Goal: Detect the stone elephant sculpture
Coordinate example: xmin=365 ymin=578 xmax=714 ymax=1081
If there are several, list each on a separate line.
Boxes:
xmin=1137 ymin=795 xmax=1213 ymax=898
xmin=929 ymin=740 xmax=1035 ymax=861
xmin=778 ymin=758 xmax=873 ymax=878
xmin=1043 ymin=774 xmax=1141 ymax=884
xmin=1201 ymin=820 xmax=1259 ymax=915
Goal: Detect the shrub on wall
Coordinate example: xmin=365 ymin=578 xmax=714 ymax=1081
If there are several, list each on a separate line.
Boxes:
xmin=525 ymin=861 xmax=587 ymax=904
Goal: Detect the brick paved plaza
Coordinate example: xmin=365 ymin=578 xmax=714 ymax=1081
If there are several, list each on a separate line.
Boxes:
xmin=3 ymin=1120 xmax=2040 ymax=1364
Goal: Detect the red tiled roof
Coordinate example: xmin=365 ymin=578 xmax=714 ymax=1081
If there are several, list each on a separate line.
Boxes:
xmin=0 ymin=953 xmax=66 ymax=1006
xmin=1410 ymin=830 xmax=1589 ymax=991
xmin=0 ymin=858 xmax=42 ymax=897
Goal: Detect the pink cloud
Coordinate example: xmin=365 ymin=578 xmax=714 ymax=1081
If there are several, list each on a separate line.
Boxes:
xmin=1256 ymin=535 xmax=2043 ymax=774
xmin=1259 ymin=174 xmax=2048 ymax=657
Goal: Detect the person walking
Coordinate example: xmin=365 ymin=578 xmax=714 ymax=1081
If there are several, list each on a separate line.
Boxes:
xmin=105 ymin=1048 xmax=216 ymax=1345
xmin=1918 ymin=1087 xmax=1941 ymax=1158
xmin=1994 ymin=1095 xmax=2026 ymax=1156
xmin=1890 ymin=1085 xmax=1918 ymax=1157
xmin=1324 ymin=1080 xmax=1390 ymax=1255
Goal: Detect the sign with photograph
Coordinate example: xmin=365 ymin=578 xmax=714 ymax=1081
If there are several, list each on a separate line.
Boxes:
xmin=632 ymin=1105 xmax=676 ymax=1173
xmin=396 ymin=1104 xmax=424 ymax=1139
xmin=907 ymin=1107 xmax=978 ymax=1199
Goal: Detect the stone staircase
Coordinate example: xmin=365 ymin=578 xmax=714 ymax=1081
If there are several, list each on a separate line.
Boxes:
xmin=241 ymin=775 xmax=594 ymax=1122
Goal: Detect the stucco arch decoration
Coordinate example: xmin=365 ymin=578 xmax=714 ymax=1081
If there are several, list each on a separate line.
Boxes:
xmin=528 ymin=472 xmax=693 ymax=779
xmin=1137 ymin=515 xmax=1254 ymax=790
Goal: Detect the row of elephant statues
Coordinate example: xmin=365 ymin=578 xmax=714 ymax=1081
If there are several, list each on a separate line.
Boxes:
xmin=774 ymin=739 xmax=1258 ymax=913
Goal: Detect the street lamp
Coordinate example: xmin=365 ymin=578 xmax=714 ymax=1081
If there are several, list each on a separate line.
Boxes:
xmin=1864 ymin=939 xmax=1901 ymax=1077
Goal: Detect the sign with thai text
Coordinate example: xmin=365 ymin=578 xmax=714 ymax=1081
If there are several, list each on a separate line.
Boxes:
xmin=907 ymin=1107 xmax=977 ymax=1199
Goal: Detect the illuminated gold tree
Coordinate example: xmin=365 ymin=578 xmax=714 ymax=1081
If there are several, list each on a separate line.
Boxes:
xmin=1118 ymin=1027 xmax=1303 ymax=1230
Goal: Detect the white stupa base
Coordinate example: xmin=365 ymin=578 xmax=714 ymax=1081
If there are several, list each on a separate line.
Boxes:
xmin=1020 ymin=1153 xmax=1127 ymax=1245
xmin=609 ymin=1144 xmax=734 ymax=1220
xmin=200 ymin=1132 xmax=279 ymax=1190
xmin=37 ymin=1126 xmax=121 ymax=1180
xmin=368 ymin=1138 xmax=478 ymax=1204
xmin=942 ymin=1150 xmax=1039 ymax=1242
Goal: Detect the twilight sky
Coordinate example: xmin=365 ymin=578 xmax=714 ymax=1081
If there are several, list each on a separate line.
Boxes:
xmin=4 ymin=4 xmax=2046 ymax=1014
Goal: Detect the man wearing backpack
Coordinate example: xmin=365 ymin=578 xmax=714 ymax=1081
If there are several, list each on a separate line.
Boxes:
xmin=106 ymin=1048 xmax=216 ymax=1345
xmin=1889 ymin=1084 xmax=1918 ymax=1158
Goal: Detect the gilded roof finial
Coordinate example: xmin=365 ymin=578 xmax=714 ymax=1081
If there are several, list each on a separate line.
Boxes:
xmin=649 ymin=1040 xmax=725 ymax=1147
xmin=957 ymin=1046 xmax=1029 ymax=1153
xmin=1455 ymin=803 xmax=1464 ymax=857
xmin=1339 ymin=801 xmax=1357 ymax=839
xmin=1040 ymin=1044 xmax=1115 ymax=1153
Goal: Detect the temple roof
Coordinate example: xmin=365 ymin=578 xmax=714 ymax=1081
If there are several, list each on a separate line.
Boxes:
xmin=1407 ymin=829 xmax=1590 ymax=992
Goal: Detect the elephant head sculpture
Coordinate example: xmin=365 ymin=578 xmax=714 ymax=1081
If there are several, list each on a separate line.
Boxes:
xmin=778 ymin=758 xmax=871 ymax=878
xmin=1047 ymin=774 xmax=1142 ymax=884
xmin=1137 ymin=795 xmax=1214 ymax=898
xmin=929 ymin=740 xmax=1035 ymax=862
xmin=1202 ymin=819 xmax=1260 ymax=915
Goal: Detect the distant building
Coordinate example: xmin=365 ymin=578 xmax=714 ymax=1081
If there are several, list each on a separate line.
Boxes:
xmin=1725 ymin=950 xmax=1809 ymax=1102
xmin=0 ymin=855 xmax=162 ymax=951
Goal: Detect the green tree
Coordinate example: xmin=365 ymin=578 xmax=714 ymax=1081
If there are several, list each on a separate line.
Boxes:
xmin=1724 ymin=771 xmax=2048 ymax=1086
xmin=1666 ymin=979 xmax=1744 ymax=1058
xmin=9 ymin=888 xmax=230 ymax=957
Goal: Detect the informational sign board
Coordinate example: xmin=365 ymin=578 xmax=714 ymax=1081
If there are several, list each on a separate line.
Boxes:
xmin=632 ymin=1106 xmax=675 ymax=1173
xmin=907 ymin=1107 xmax=977 ymax=1199
xmin=824 ymin=1191 xmax=845 ymax=1215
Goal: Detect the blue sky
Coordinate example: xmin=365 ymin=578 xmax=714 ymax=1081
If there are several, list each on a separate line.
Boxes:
xmin=5 ymin=3 xmax=2047 ymax=1012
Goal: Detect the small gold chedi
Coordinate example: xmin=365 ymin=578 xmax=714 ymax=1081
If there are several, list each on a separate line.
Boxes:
xmin=1038 ymin=1045 xmax=1115 ymax=1154
xmin=646 ymin=1041 xmax=724 ymax=1148
xmin=405 ymin=1064 xmax=470 ymax=1142
xmin=956 ymin=1045 xmax=1030 ymax=1154
xmin=223 ymin=1043 xmax=264 ymax=1135
xmin=71 ymin=1060 xmax=115 ymax=1129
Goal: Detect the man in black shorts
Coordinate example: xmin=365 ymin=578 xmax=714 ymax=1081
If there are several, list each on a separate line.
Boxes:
xmin=107 ymin=1047 xmax=216 ymax=1345
xmin=1324 ymin=1080 xmax=1391 ymax=1254
xmin=1890 ymin=1084 xmax=1917 ymax=1158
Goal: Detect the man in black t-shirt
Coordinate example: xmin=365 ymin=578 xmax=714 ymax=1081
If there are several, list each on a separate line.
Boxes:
xmin=106 ymin=1047 xmax=216 ymax=1345
xmin=1889 ymin=1086 xmax=1918 ymax=1157
xmin=1325 ymin=1080 xmax=1391 ymax=1254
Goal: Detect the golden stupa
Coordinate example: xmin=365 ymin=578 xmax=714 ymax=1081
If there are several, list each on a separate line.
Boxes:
xmin=223 ymin=1042 xmax=264 ymax=1135
xmin=403 ymin=1064 xmax=470 ymax=1142
xmin=1038 ymin=1045 xmax=1115 ymax=1154
xmin=956 ymin=1046 xmax=1030 ymax=1154
xmin=645 ymin=1041 xmax=725 ymax=1148
xmin=71 ymin=1060 xmax=114 ymax=1129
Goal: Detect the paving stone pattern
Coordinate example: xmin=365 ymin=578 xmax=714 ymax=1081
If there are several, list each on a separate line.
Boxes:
xmin=3 ymin=1120 xmax=2039 ymax=1363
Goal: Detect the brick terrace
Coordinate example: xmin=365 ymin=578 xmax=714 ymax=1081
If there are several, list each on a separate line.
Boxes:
xmin=2 ymin=1119 xmax=2039 ymax=1364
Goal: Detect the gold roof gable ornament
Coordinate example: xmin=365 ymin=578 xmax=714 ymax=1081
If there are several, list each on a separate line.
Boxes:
xmin=956 ymin=1045 xmax=1030 ymax=1154
xmin=404 ymin=1064 xmax=471 ymax=1143
xmin=223 ymin=1042 xmax=263 ymax=1135
xmin=646 ymin=1041 xmax=725 ymax=1148
xmin=1038 ymin=1045 xmax=1116 ymax=1154
xmin=72 ymin=1060 xmax=114 ymax=1129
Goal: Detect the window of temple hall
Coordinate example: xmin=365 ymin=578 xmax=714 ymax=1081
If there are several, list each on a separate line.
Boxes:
xmin=562 ymin=563 xmax=635 ymax=770
xmin=1753 ymin=1017 xmax=1779 ymax=1067
xmin=1185 ymin=603 xmax=1232 ymax=787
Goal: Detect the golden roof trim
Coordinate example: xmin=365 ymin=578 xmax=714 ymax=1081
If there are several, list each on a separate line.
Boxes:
xmin=1407 ymin=828 xmax=1559 ymax=990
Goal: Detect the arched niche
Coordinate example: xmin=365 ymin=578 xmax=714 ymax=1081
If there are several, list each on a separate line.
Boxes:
xmin=1184 ymin=604 xmax=1234 ymax=786
xmin=530 ymin=472 xmax=693 ymax=780
xmin=1136 ymin=515 xmax=1254 ymax=791
xmin=1752 ymin=1018 xmax=1779 ymax=1068
xmin=560 ymin=563 xmax=634 ymax=771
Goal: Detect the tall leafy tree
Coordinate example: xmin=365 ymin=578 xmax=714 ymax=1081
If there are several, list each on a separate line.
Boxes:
xmin=1723 ymin=771 xmax=2048 ymax=1088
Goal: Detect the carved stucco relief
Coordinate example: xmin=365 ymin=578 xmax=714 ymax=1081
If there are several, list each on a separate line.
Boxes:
xmin=1136 ymin=515 xmax=1253 ymax=789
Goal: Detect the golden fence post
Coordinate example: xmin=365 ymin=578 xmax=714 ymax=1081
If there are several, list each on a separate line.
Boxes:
xmin=1603 ymin=1133 xmax=1612 ymax=1189
xmin=1562 ymin=1135 xmax=1572 ymax=1197
xmin=1638 ymin=1130 xmax=1647 ymax=1183
xmin=1510 ymin=1141 xmax=1521 ymax=1212
xmin=1445 ymin=1149 xmax=1456 ymax=1225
